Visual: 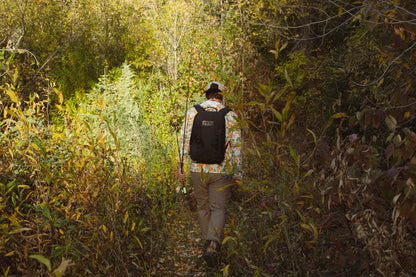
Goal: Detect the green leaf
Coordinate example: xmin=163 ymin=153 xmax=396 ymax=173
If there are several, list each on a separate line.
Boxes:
xmin=12 ymin=69 xmax=18 ymax=83
xmin=257 ymin=83 xmax=271 ymax=98
xmin=246 ymin=101 xmax=261 ymax=106
xmin=331 ymin=113 xmax=348 ymax=119
xmin=9 ymin=227 xmax=32 ymax=234
xmin=307 ymin=128 xmax=317 ymax=145
xmin=221 ymin=264 xmax=230 ymax=277
xmin=134 ymin=236 xmax=143 ymax=250
xmin=222 ymin=236 xmax=235 ymax=245
xmin=289 ymin=146 xmax=298 ymax=163
xmin=324 ymin=118 xmax=334 ymax=130
xmin=29 ymin=255 xmax=52 ymax=271
xmin=42 ymin=205 xmax=51 ymax=218
xmin=282 ymin=97 xmax=292 ymax=121
xmin=264 ymin=236 xmax=276 ymax=251
xmin=302 ymin=169 xmax=314 ymax=179
xmin=5 ymin=88 xmax=19 ymax=104
xmin=280 ymin=41 xmax=288 ymax=51
xmin=271 ymin=38 xmax=280 ymax=59
xmin=377 ymin=78 xmax=384 ymax=87
xmin=6 ymin=180 xmax=17 ymax=194
xmin=53 ymin=259 xmax=74 ymax=277
xmin=386 ymin=132 xmax=394 ymax=143
xmin=54 ymin=88 xmax=64 ymax=104
xmin=284 ymin=68 xmax=293 ymax=87
xmin=275 ymin=39 xmax=280 ymax=51
xmin=269 ymin=50 xmax=278 ymax=59
xmin=271 ymin=107 xmax=282 ymax=122
xmin=385 ymin=115 xmax=397 ymax=131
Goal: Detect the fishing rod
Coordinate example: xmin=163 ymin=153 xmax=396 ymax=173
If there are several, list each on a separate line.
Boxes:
xmin=177 ymin=57 xmax=192 ymax=193
xmin=180 ymin=57 xmax=191 ymax=169
xmin=175 ymin=129 xmax=186 ymax=194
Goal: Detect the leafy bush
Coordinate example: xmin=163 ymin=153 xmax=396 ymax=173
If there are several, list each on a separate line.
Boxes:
xmin=0 ymin=61 xmax=181 ymax=276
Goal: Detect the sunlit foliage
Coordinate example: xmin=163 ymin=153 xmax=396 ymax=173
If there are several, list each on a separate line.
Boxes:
xmin=1 ymin=0 xmax=416 ymax=276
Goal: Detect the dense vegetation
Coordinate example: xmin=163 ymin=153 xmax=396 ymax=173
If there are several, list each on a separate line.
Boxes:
xmin=1 ymin=0 xmax=415 ymax=276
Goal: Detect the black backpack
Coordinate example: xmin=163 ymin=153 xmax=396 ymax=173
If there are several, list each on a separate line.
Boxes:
xmin=190 ymin=104 xmax=231 ymax=164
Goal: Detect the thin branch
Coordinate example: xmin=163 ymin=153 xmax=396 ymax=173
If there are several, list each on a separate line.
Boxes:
xmin=385 ymin=0 xmax=416 ymax=19
xmin=243 ymin=6 xmax=361 ymax=41
xmin=352 ymin=42 xmax=416 ymax=87
xmin=20 ymin=49 xmax=59 ymax=94
xmin=1 ymin=48 xmax=40 ymax=78
xmin=3 ymin=48 xmax=39 ymax=65
xmin=331 ymin=0 xmax=416 ymax=26
xmin=244 ymin=5 xmax=360 ymax=30
xmin=385 ymin=100 xmax=416 ymax=110
xmin=244 ymin=1 xmax=416 ymax=43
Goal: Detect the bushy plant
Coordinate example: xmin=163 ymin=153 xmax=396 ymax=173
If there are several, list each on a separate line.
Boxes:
xmin=0 ymin=60 xmax=182 ymax=276
xmin=78 ymin=63 xmax=144 ymax=159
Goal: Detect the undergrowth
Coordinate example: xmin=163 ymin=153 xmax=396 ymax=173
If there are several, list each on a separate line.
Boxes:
xmin=0 ymin=62 xmax=179 ymax=276
xmin=1 ymin=57 xmax=415 ymax=276
xmin=218 ymin=81 xmax=416 ymax=276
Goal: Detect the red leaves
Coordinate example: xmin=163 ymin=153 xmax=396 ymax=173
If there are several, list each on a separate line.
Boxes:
xmin=357 ymin=108 xmax=388 ymax=130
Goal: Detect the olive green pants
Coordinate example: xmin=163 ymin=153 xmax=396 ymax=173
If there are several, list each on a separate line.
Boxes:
xmin=191 ymin=172 xmax=232 ymax=243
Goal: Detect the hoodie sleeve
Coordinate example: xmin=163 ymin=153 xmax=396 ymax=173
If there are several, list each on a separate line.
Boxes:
xmin=226 ymin=111 xmax=243 ymax=180
xmin=178 ymin=108 xmax=195 ymax=166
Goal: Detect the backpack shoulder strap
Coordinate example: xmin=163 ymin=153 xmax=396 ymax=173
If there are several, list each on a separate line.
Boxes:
xmin=194 ymin=104 xmax=205 ymax=113
xmin=219 ymin=107 xmax=231 ymax=116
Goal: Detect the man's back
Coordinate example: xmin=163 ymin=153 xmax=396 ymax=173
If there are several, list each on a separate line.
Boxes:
xmin=180 ymin=99 xmax=242 ymax=180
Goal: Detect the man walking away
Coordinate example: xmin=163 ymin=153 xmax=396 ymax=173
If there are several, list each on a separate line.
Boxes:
xmin=177 ymin=81 xmax=243 ymax=268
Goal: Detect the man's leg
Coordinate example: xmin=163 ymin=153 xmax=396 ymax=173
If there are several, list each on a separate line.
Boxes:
xmin=206 ymin=174 xmax=232 ymax=243
xmin=191 ymin=172 xmax=210 ymax=241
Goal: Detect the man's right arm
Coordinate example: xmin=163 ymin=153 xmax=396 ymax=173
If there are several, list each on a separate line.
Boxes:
xmin=228 ymin=112 xmax=243 ymax=181
xmin=177 ymin=110 xmax=193 ymax=190
xmin=179 ymin=109 xmax=194 ymax=165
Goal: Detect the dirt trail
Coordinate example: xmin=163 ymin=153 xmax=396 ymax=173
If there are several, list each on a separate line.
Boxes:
xmin=150 ymin=200 xmax=217 ymax=277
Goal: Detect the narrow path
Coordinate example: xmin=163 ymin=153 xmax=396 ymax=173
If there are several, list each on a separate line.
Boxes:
xmin=151 ymin=198 xmax=214 ymax=277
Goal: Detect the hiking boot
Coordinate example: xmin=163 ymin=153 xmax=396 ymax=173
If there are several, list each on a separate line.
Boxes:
xmin=203 ymin=251 xmax=218 ymax=268
xmin=204 ymin=240 xmax=219 ymax=268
